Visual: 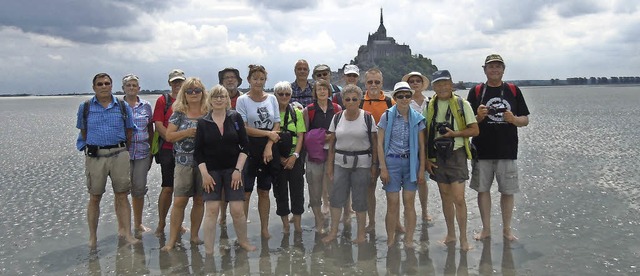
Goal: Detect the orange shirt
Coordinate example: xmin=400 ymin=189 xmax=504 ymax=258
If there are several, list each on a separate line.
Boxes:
xmin=361 ymin=91 xmax=395 ymax=123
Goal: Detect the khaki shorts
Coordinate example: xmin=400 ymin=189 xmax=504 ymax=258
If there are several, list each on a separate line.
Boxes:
xmin=85 ymin=149 xmax=131 ymax=195
xmin=469 ymin=159 xmax=520 ymax=194
xmin=130 ymin=156 xmax=152 ymax=197
xmin=173 ymin=163 xmax=203 ymax=197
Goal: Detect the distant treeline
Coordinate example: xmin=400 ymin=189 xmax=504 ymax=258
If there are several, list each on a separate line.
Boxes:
xmin=555 ymin=76 xmax=640 ymax=85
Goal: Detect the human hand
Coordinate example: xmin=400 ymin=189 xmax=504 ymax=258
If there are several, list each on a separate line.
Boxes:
xmin=263 ymin=147 xmax=273 ymax=164
xmin=503 ymin=110 xmax=516 ymax=124
xmin=231 ymin=170 xmax=242 ymax=190
xmin=380 ymin=168 xmax=389 ymax=185
xmin=477 ymin=105 xmax=488 ymax=121
xmin=426 ymin=160 xmax=438 ymax=175
xmin=201 ymin=172 xmax=215 ymax=193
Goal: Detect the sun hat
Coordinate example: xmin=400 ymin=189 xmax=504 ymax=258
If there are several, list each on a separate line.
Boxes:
xmin=218 ymin=67 xmax=242 ymax=86
xmin=401 ymin=71 xmax=430 ymax=90
xmin=392 ymin=81 xmax=413 ymax=97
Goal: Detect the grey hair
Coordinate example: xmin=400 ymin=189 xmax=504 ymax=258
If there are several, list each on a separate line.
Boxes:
xmin=341 ymin=84 xmax=363 ymax=99
xmin=274 ymin=81 xmax=292 ymax=93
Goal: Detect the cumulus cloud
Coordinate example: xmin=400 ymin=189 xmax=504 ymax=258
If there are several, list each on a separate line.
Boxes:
xmin=248 ymin=0 xmax=318 ymax=11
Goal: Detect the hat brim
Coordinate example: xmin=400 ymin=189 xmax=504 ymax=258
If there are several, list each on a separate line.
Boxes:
xmin=401 ymin=73 xmax=430 ymax=90
xmin=431 ymin=77 xmax=452 ymax=84
xmin=169 ymin=76 xmax=186 ymax=82
xmin=344 ymin=70 xmax=359 ymax=76
xmin=392 ymin=88 xmax=414 ymax=97
xmin=485 ymin=59 xmax=504 ymax=64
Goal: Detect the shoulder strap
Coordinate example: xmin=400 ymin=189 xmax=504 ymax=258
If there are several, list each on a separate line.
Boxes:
xmin=163 ymin=93 xmax=171 ymax=114
xmin=474 ymin=84 xmax=483 ymax=98
xmin=332 ymin=110 xmax=343 ymax=130
xmin=506 ymin=83 xmax=517 ymax=97
xmin=365 ymin=111 xmax=373 ymax=153
xmin=308 ymin=103 xmax=316 ymax=123
xmin=331 ymin=102 xmax=341 ymax=113
xmin=83 ymin=99 xmax=90 ymax=140
xmin=385 ymin=96 xmax=393 ymax=108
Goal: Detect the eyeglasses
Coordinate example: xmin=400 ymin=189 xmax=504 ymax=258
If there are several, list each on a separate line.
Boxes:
xmin=96 ymin=82 xmax=111 ymax=87
xmin=125 ymin=83 xmax=138 ymax=87
xmin=395 ymin=94 xmax=412 ymax=99
xmin=211 ymin=95 xmax=226 ymax=100
xmin=315 ymin=72 xmax=328 ymax=78
xmin=277 ymin=93 xmax=291 ymax=97
xmin=408 ymin=79 xmax=422 ymax=84
xmin=367 ymin=80 xmax=381 ymax=85
xmin=185 ymin=88 xmax=203 ymax=95
xmin=223 ymin=76 xmax=237 ymax=80
xmin=344 ymin=97 xmax=359 ymax=102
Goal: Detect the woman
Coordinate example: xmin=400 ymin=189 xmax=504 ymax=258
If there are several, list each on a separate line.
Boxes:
xmin=273 ymin=81 xmax=306 ymax=234
xmin=195 ymin=85 xmax=256 ymax=254
xmin=122 ymin=74 xmax=153 ymax=237
xmin=235 ymin=64 xmax=280 ymax=239
xmin=377 ymin=82 xmax=426 ymax=248
xmin=302 ymin=80 xmax=341 ymax=233
xmin=161 ymin=77 xmax=208 ymax=251
xmin=402 ymin=71 xmax=432 ymax=222
xmin=322 ymin=85 xmax=377 ymax=244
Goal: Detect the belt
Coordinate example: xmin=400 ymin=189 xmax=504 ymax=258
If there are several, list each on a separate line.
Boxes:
xmin=96 ymin=142 xmax=126 ymax=149
xmin=387 ymin=153 xmax=409 ymax=158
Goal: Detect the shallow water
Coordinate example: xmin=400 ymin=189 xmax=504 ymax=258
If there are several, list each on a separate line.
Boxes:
xmin=1 ymin=87 xmax=639 ymax=275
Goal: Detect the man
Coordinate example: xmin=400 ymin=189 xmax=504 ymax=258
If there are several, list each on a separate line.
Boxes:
xmin=426 ymin=70 xmax=478 ymax=251
xmin=361 ymin=68 xmax=395 ymax=232
xmin=467 ymin=54 xmax=530 ymax=241
xmin=291 ymin=59 xmax=314 ymax=107
xmin=218 ymin=67 xmax=243 ymax=109
xmin=76 ymin=72 xmax=138 ymax=248
xmin=313 ymin=64 xmax=343 ymax=107
xmin=152 ymin=69 xmax=186 ymax=236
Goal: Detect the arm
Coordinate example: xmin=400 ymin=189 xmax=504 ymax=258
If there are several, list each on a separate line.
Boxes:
xmin=442 ymin=123 xmax=479 ymax=138
xmin=504 ymin=113 xmax=529 ymax=127
xmin=417 ymin=130 xmax=426 ymax=186
xmin=377 ymin=125 xmax=388 ymax=185
xmin=284 ymin=132 xmax=304 ymax=169
xmin=155 ymin=121 xmax=168 ymax=140
xmin=325 ymin=132 xmax=336 ymax=181
xmin=165 ymin=123 xmax=196 ymax=142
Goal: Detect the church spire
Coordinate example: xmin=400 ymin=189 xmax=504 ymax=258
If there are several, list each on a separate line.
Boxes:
xmin=375 ymin=7 xmax=387 ymax=38
xmin=380 ymin=8 xmax=383 ymax=25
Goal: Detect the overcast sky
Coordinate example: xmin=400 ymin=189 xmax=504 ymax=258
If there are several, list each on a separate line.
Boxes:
xmin=0 ymin=0 xmax=638 ymax=94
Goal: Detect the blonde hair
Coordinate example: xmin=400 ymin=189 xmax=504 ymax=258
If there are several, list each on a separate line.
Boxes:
xmin=208 ymin=85 xmax=231 ymax=110
xmin=172 ymin=77 xmax=209 ymax=114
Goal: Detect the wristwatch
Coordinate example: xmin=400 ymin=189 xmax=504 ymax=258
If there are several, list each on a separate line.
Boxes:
xmin=292 ymin=152 xmax=300 ymax=158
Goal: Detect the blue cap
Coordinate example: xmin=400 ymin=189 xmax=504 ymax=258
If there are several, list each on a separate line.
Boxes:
xmin=431 ymin=70 xmax=452 ymax=83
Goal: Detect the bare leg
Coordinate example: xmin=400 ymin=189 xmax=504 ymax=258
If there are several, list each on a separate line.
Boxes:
xmin=161 ymin=196 xmax=189 ymax=251
xmin=311 ymin=206 xmax=325 ymax=233
xmin=281 ymin=215 xmax=290 ymax=234
xmin=230 ymin=201 xmax=256 ymax=251
xmin=438 ymin=183 xmax=457 ymax=244
xmin=418 ymin=181 xmax=432 ymax=221
xmin=132 ymin=196 xmax=150 ymax=236
xmin=87 ymin=194 xmax=102 ymax=249
xmin=322 ymin=176 xmax=330 ymax=215
xmin=204 ymin=201 xmax=221 ymax=255
xmin=219 ymin=194 xmax=228 ymax=225
xmin=322 ymin=207 xmax=343 ymax=243
xmin=257 ymin=189 xmax=271 ymax=239
xmin=385 ymin=192 xmax=400 ymax=247
xmin=190 ymin=195 xmax=204 ymax=244
xmin=501 ymin=194 xmax=518 ymax=241
xmin=353 ymin=211 xmax=367 ymax=243
xmin=474 ymin=191 xmax=492 ymax=240
xmin=114 ymin=192 xmax=139 ymax=244
xmin=292 ymin=214 xmax=302 ymax=233
xmin=156 ymin=187 xmax=173 ymax=236
xmin=366 ymin=177 xmax=377 ymax=232
xmin=451 ymin=182 xmax=471 ymax=251
xmin=243 ymin=191 xmax=251 ymax=221
xmin=402 ymin=190 xmax=417 ymax=248
xmin=343 ymin=197 xmax=352 ymax=225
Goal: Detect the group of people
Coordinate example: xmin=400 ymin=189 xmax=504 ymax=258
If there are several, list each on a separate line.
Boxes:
xmin=76 ymin=53 xmax=529 ymax=253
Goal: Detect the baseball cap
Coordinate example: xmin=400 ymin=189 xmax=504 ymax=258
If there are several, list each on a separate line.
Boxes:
xmin=431 ymin=70 xmax=452 ymax=83
xmin=343 ymin=65 xmax=360 ymax=76
xmin=484 ymin=54 xmax=504 ymax=64
xmin=392 ymin=81 xmax=413 ymax=97
xmin=168 ymin=69 xmax=186 ymax=82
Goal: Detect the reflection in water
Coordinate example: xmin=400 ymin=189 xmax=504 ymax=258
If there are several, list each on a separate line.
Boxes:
xmin=479 ymin=239 xmax=493 ymax=275
xmin=444 ymin=244 xmax=469 ymax=276
xmin=259 ymin=237 xmax=272 ymax=274
xmin=502 ymin=240 xmax=516 ymax=276
xmin=87 ymin=251 xmax=101 ymax=276
xmin=115 ymin=239 xmax=149 ymax=275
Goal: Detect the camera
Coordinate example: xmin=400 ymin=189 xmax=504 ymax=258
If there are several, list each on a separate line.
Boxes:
xmin=488 ymin=105 xmax=507 ymax=115
xmin=436 ymin=122 xmax=452 ymax=135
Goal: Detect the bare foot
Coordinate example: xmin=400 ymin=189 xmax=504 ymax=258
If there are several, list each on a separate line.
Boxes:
xmin=353 ymin=235 xmax=366 ymax=244
xmin=154 ymin=225 xmax=165 ymax=237
xmin=219 ymin=217 xmax=227 ymax=226
xmin=404 ymin=239 xmax=415 ymax=248
xmin=387 ymin=237 xmax=396 ymax=247
xmin=440 ymin=235 xmax=457 ymax=245
xmin=124 ymin=234 xmax=140 ymax=245
xmin=88 ymin=238 xmax=97 ymax=249
xmin=503 ymin=229 xmax=518 ymax=241
xmin=180 ymin=226 xmax=189 ymax=235
xmin=365 ymin=224 xmax=375 ymax=233
xmin=261 ymin=230 xmax=271 ymax=239
xmin=460 ymin=239 xmax=473 ymax=251
xmin=160 ymin=244 xmax=174 ymax=251
xmin=396 ymin=224 xmax=406 ymax=234
xmin=190 ymin=238 xmax=204 ymax=245
xmin=239 ymin=241 xmax=257 ymax=251
xmin=135 ymin=224 xmax=151 ymax=233
xmin=322 ymin=205 xmax=330 ymax=216
xmin=322 ymin=232 xmax=337 ymax=243
xmin=474 ymin=229 xmax=491 ymax=241
xmin=342 ymin=216 xmax=352 ymax=225
xmin=422 ymin=214 xmax=433 ymax=222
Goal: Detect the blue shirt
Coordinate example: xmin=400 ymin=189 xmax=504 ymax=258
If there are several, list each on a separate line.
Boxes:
xmin=378 ymin=111 xmax=424 ymax=155
xmin=291 ymin=80 xmax=314 ymax=107
xmin=76 ymin=95 xmax=136 ymax=151
xmin=127 ymin=97 xmax=153 ymax=160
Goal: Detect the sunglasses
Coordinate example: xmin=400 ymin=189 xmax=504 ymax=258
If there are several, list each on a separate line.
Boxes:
xmin=185 ymin=88 xmax=203 ymax=95
xmin=395 ymin=94 xmax=412 ymax=100
xmin=315 ymin=72 xmax=328 ymax=78
xmin=367 ymin=80 xmax=381 ymax=85
xmin=277 ymin=92 xmax=291 ymax=97
xmin=96 ymin=82 xmax=111 ymax=87
xmin=344 ymin=97 xmax=359 ymax=102
xmin=408 ymin=79 xmax=422 ymax=84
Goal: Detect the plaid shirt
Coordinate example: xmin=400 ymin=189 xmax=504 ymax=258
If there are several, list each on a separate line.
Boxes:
xmin=291 ymin=80 xmax=314 ymax=107
xmin=76 ymin=95 xmax=136 ymax=151
xmin=127 ymin=98 xmax=153 ymax=160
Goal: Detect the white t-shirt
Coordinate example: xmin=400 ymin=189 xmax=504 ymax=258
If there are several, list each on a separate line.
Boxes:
xmin=236 ymin=93 xmax=281 ymax=129
xmin=329 ymin=110 xmax=377 ymax=168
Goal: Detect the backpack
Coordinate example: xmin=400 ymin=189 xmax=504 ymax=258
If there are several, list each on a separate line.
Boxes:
xmin=82 ymin=97 xmax=128 ymax=141
xmin=474 ymin=83 xmax=516 ymax=99
xmin=151 ymin=93 xmax=173 ymax=162
xmin=277 ymin=104 xmax=297 ymax=157
xmin=333 ymin=109 xmax=374 ymax=151
xmin=307 ymin=101 xmax=341 ymax=123
xmin=359 ymin=95 xmax=393 ymax=109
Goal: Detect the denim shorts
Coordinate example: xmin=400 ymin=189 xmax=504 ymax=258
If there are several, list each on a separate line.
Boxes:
xmin=383 ymin=155 xmax=417 ymax=193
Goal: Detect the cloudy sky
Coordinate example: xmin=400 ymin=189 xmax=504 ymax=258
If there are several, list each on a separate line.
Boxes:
xmin=0 ymin=0 xmax=638 ymax=94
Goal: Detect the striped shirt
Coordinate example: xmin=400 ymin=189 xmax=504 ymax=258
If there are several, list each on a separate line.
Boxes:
xmin=127 ymin=98 xmax=153 ymax=160
xmin=76 ymin=95 xmax=136 ymax=151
